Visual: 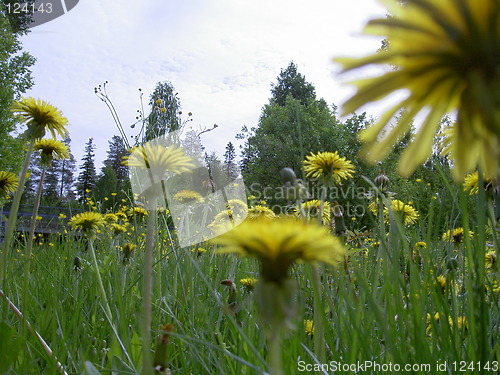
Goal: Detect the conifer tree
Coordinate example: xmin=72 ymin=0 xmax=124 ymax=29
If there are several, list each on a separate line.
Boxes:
xmin=76 ymin=138 xmax=97 ymax=204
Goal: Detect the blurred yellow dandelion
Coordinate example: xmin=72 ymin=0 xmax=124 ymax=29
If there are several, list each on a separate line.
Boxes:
xmin=173 ymin=190 xmax=204 ymax=203
xmin=336 ymin=0 xmax=500 ymax=179
xmin=212 ymin=216 xmax=345 ymax=283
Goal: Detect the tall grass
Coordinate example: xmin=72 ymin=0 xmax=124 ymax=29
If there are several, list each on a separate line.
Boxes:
xmin=1 ymin=171 xmax=498 ymax=374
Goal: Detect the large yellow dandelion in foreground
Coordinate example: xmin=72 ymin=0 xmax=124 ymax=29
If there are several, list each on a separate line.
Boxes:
xmin=304 ymin=151 xmax=355 ymax=186
xmin=336 ymin=0 xmax=500 ymax=179
xmin=212 ymin=216 xmax=345 ymax=283
xmin=11 ymin=97 xmax=68 ymax=140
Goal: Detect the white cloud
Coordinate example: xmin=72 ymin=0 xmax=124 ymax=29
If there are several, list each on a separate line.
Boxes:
xmin=20 ymin=0 xmax=387 ymax=169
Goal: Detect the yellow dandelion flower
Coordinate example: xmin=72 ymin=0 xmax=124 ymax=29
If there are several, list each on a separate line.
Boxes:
xmin=191 ymin=247 xmax=207 ymax=257
xmin=115 ymin=211 xmax=128 ymax=221
xmin=69 ymin=211 xmax=105 ymax=234
xmin=130 ymin=206 xmax=148 ymax=218
xmin=104 ymin=213 xmax=118 ymax=223
xmin=436 ymin=275 xmax=447 ymax=293
xmin=304 ymin=319 xmax=314 ymax=336
xmin=415 ymin=241 xmax=427 ymax=249
xmin=11 ymin=97 xmax=68 ymax=140
xmin=212 ymin=216 xmax=345 ymax=283
xmin=336 ymin=0 xmax=500 ymax=179
xmin=239 ymin=277 xmax=258 ymax=291
xmin=485 ymin=251 xmax=496 ymax=269
xmin=111 ymin=223 xmax=127 ymax=236
xmin=58 ymin=213 xmax=67 ymax=219
xmin=303 ymin=151 xmax=355 ymax=186
xmin=173 ymin=190 xmax=204 ymax=203
xmin=111 ymin=192 xmax=117 ymax=196
xmin=0 ymin=171 xmax=19 ymax=199
xmin=295 ymin=199 xmax=331 ymax=224
xmin=122 ymin=243 xmax=137 ymax=263
xmin=384 ymin=200 xmax=419 ymax=225
xmin=442 ymin=227 xmax=473 ymax=245
xmin=448 ymin=316 xmax=468 ymax=331
xmin=462 ymin=171 xmax=493 ymax=195
xmin=367 ymin=201 xmax=381 ymax=216
xmin=247 ymin=205 xmax=276 ymax=220
xmin=34 ymin=138 xmax=69 ymax=166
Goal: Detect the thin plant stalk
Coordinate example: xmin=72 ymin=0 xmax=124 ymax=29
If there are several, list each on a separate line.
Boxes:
xmin=1 ymin=139 xmax=35 ymax=287
xmin=268 ymin=327 xmax=283 ymax=375
xmin=87 ymin=236 xmax=134 ymax=367
xmin=0 ymin=288 xmax=68 ymax=375
xmin=23 ymin=166 xmax=46 ymax=295
xmin=142 ymin=209 xmax=156 ymax=375
xmin=88 ymin=237 xmax=114 ymax=321
xmin=313 ymin=186 xmax=327 ymax=363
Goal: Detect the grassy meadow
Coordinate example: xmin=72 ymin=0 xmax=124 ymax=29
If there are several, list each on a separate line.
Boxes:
xmin=1 ymin=171 xmax=499 ymax=374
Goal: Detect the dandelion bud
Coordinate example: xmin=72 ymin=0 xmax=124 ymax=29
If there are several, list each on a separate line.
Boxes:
xmin=73 ymin=256 xmax=82 ymax=271
xmin=153 ymin=324 xmax=173 ymax=373
xmin=446 ymin=256 xmax=459 ymax=271
xmin=374 ymin=170 xmax=389 ymax=190
xmin=332 ymin=201 xmax=346 ymax=235
xmin=280 ymin=167 xmax=297 ymax=184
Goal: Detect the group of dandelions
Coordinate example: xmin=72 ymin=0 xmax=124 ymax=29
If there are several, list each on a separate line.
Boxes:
xmin=1 ymin=0 xmax=498 ymax=374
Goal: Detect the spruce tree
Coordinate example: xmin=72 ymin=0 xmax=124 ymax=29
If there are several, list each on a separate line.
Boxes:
xmin=223 ymin=142 xmax=239 ymax=181
xmin=76 ymin=138 xmax=97 ymax=204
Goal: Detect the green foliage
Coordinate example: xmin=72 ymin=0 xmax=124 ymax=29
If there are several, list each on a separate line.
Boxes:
xmin=0 ymin=3 xmax=36 ymax=174
xmin=143 ymin=81 xmax=181 ymax=142
xmin=270 ymin=61 xmax=316 ymax=106
xmin=241 ymin=96 xmax=340 ymax=190
xmin=93 ymin=135 xmax=131 ymax=208
xmin=76 ymin=138 xmax=97 ymax=204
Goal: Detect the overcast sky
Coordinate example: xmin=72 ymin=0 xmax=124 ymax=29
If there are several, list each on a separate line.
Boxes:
xmin=20 ymin=0 xmax=387 ymax=169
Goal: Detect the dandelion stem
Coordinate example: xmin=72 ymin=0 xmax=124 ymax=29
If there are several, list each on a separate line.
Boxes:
xmin=311 ymin=264 xmax=325 ymax=364
xmin=21 ymin=165 xmax=46 ymax=336
xmin=1 ymin=139 xmax=34 ymax=288
xmin=142 ymin=209 xmax=156 ymax=375
xmin=88 ymin=237 xmax=114 ymax=321
xmin=268 ymin=326 xmax=283 ymax=375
